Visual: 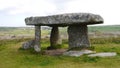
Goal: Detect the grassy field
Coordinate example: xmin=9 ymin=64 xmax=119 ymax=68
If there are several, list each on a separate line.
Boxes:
xmin=0 ymin=37 xmax=120 ymax=68
xmin=0 ymin=25 xmax=120 ymax=68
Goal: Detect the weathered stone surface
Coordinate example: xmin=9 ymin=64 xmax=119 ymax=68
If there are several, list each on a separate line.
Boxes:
xmin=22 ymin=40 xmax=34 ymax=49
xmin=88 ymin=52 xmax=117 ymax=57
xmin=63 ymin=50 xmax=95 ymax=57
xmin=48 ymin=26 xmax=62 ymax=49
xmin=68 ymin=25 xmax=90 ymax=48
xmin=25 ymin=13 xmax=103 ymax=26
xmin=63 ymin=51 xmax=117 ymax=57
xmin=24 ymin=13 xmax=104 ymax=52
xmin=34 ymin=26 xmax=41 ymax=52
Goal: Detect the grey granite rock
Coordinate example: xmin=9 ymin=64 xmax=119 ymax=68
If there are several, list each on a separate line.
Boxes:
xmin=49 ymin=26 xmax=62 ymax=49
xmin=24 ymin=13 xmax=104 ymax=52
xmin=34 ymin=26 xmax=41 ymax=52
xmin=22 ymin=40 xmax=35 ymax=49
xmin=88 ymin=52 xmax=117 ymax=57
xmin=63 ymin=50 xmax=95 ymax=57
xmin=34 ymin=45 xmax=41 ymax=52
xmin=25 ymin=13 xmax=103 ymax=26
xmin=68 ymin=25 xmax=90 ymax=48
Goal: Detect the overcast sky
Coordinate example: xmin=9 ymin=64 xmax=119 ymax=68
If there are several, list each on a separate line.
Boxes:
xmin=0 ymin=0 xmax=120 ymax=27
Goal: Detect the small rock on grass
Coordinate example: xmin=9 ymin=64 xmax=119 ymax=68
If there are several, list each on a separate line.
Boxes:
xmin=22 ymin=40 xmax=34 ymax=49
xmin=63 ymin=50 xmax=95 ymax=57
xmin=88 ymin=52 xmax=117 ymax=57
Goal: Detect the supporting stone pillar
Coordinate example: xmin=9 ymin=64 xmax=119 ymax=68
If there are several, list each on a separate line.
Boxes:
xmin=34 ymin=25 xmax=41 ymax=52
xmin=48 ymin=26 xmax=62 ymax=49
xmin=68 ymin=25 xmax=90 ymax=49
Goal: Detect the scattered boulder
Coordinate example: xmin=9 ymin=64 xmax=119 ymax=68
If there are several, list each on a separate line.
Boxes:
xmin=63 ymin=50 xmax=95 ymax=57
xmin=34 ymin=45 xmax=41 ymax=52
xmin=22 ymin=40 xmax=35 ymax=49
xmin=88 ymin=52 xmax=117 ymax=57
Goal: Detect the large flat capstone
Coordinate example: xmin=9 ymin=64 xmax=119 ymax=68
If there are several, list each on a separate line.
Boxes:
xmin=25 ymin=13 xmax=103 ymax=26
xmin=24 ymin=13 xmax=104 ymax=52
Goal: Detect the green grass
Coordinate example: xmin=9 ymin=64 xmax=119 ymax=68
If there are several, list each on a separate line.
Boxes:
xmin=0 ymin=25 xmax=120 ymax=68
xmin=0 ymin=38 xmax=120 ymax=68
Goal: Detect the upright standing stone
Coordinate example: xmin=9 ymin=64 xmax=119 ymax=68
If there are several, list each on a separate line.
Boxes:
xmin=68 ymin=25 xmax=90 ymax=49
xmin=34 ymin=25 xmax=41 ymax=52
xmin=25 ymin=13 xmax=103 ymax=51
xmin=48 ymin=26 xmax=62 ymax=49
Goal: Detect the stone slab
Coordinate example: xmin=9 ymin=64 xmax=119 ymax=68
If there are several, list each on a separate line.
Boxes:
xmin=25 ymin=13 xmax=103 ymax=26
xmin=88 ymin=52 xmax=117 ymax=57
xmin=63 ymin=50 xmax=95 ymax=57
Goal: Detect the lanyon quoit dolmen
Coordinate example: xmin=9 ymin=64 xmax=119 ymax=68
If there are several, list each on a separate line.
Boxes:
xmin=24 ymin=13 xmax=104 ymax=52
